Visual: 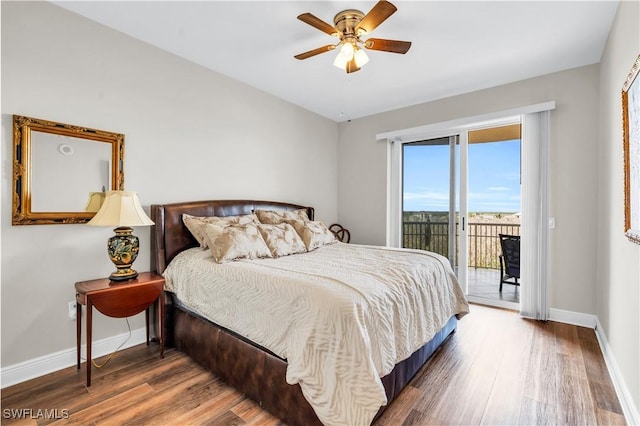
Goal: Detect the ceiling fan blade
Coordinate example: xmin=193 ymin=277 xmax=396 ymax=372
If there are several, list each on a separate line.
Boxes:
xmin=294 ymin=45 xmax=336 ymax=60
xmin=356 ymin=0 xmax=397 ymax=34
xmin=364 ymin=38 xmax=411 ymax=54
xmin=297 ymin=13 xmax=338 ymax=36
xmin=346 ymin=57 xmax=361 ymax=74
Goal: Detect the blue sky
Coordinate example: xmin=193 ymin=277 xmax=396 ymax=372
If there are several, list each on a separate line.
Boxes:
xmin=403 ymin=139 xmax=521 ymax=213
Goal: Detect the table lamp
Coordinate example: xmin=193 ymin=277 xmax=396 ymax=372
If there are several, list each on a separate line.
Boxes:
xmin=84 ymin=191 xmax=106 ymax=212
xmin=88 ymin=191 xmax=154 ymax=281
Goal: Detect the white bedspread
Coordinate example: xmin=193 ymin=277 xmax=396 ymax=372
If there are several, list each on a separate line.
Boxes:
xmin=163 ymin=243 xmax=469 ymax=426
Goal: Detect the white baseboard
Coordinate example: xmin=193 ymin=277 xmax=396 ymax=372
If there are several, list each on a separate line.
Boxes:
xmin=548 ymin=307 xmax=597 ymax=328
xmin=594 ymin=318 xmax=640 ymax=426
xmin=1 ymin=327 xmax=146 ymax=389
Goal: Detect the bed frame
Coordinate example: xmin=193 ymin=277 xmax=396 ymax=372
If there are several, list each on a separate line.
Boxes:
xmin=150 ymin=199 xmax=457 ymax=425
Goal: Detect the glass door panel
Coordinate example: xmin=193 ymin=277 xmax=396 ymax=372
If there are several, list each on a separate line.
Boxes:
xmin=466 ymin=136 xmax=521 ymax=305
xmin=402 ymin=137 xmax=460 ymax=269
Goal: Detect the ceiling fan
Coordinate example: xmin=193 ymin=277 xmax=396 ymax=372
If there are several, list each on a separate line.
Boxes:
xmin=294 ymin=0 xmax=412 ymax=74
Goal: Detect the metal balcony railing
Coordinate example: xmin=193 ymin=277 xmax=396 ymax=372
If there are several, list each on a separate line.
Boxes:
xmin=403 ymin=221 xmax=521 ymax=269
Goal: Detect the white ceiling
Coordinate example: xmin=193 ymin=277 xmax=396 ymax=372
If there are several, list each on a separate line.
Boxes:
xmin=53 ymin=1 xmax=619 ymax=122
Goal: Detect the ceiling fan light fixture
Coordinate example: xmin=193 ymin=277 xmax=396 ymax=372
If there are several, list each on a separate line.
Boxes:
xmin=333 ymin=52 xmax=349 ymax=69
xmin=295 ymin=1 xmax=411 ymax=74
xmin=339 ymin=41 xmax=355 ymax=58
xmin=354 ymin=48 xmax=369 ymax=67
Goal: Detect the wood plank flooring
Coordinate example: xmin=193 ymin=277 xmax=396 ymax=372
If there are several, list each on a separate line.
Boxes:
xmin=1 ymin=304 xmax=626 ymax=425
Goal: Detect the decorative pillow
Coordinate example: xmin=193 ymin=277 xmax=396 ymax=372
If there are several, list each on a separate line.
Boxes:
xmin=255 ymin=208 xmax=309 ymax=225
xmin=257 ymin=223 xmax=307 ymax=257
xmin=287 ymin=220 xmax=337 ymax=251
xmin=204 ymin=223 xmax=272 ymax=263
xmin=183 ymin=213 xmax=259 ymax=249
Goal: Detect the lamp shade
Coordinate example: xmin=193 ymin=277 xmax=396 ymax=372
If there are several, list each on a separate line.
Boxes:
xmin=354 ymin=48 xmax=369 ymax=67
xmin=88 ymin=191 xmax=154 ymax=227
xmin=333 ymin=53 xmax=349 ymax=69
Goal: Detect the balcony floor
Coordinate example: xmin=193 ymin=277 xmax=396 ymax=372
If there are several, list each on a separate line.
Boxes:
xmin=467 ymin=267 xmax=519 ymax=304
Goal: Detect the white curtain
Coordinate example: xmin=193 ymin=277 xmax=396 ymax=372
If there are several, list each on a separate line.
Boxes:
xmin=519 ymin=111 xmax=550 ymax=320
xmin=386 ymin=139 xmax=403 ymax=247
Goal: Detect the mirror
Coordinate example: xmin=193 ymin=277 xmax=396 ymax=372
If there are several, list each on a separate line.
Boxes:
xmin=12 ymin=115 xmax=124 ymax=225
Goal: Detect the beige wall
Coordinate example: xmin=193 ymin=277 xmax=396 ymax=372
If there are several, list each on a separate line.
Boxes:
xmin=597 ymin=0 xmax=640 ymax=411
xmin=1 ymin=1 xmax=338 ymax=367
xmin=338 ymin=65 xmax=601 ymax=316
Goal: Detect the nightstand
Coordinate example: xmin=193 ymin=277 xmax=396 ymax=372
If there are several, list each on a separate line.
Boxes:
xmin=75 ymin=272 xmax=164 ymax=386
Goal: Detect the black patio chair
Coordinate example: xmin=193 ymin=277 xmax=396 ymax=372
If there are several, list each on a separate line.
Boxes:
xmin=499 ymin=234 xmax=520 ymax=292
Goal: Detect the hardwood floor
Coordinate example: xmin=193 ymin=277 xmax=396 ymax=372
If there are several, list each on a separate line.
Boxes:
xmin=1 ymin=304 xmax=626 ymax=425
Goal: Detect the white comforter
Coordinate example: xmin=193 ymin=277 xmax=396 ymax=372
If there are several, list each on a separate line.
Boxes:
xmin=163 ymin=243 xmax=469 ymax=426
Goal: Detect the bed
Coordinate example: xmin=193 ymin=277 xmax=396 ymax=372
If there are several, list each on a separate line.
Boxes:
xmin=150 ymin=200 xmax=469 ymax=426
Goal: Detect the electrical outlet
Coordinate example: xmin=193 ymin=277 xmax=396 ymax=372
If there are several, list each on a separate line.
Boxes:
xmin=68 ymin=301 xmax=77 ymax=321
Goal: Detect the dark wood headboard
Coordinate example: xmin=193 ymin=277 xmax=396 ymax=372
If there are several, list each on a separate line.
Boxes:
xmin=150 ymin=200 xmax=314 ymax=273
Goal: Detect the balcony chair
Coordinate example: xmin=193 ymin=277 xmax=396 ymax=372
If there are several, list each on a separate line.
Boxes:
xmin=499 ymin=234 xmax=520 ymax=292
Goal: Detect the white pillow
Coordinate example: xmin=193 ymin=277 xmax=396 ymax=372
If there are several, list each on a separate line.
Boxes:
xmin=183 ymin=213 xmax=259 ymax=249
xmin=203 ymin=223 xmax=272 ymax=263
xmin=257 ymin=223 xmax=307 ymax=257
xmin=287 ymin=220 xmax=337 ymax=251
xmin=255 ymin=209 xmax=309 ymax=224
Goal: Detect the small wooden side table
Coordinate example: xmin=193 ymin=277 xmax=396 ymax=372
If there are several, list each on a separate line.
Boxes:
xmin=75 ymin=272 xmax=165 ymax=386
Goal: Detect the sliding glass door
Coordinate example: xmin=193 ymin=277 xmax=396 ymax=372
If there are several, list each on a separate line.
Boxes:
xmin=386 ymin=103 xmax=553 ymax=314
xmin=402 ymin=135 xmax=468 ymax=289
xmin=400 ymin=124 xmax=523 ymax=309
xmin=466 ymin=132 xmax=522 ymax=306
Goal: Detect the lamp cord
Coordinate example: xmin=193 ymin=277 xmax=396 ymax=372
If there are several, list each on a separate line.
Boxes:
xmin=79 ymin=318 xmax=132 ymax=369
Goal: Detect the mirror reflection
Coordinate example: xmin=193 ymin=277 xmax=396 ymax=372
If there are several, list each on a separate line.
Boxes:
xmin=31 ymin=131 xmax=113 ymax=212
xmin=12 ymin=115 xmax=124 ymax=225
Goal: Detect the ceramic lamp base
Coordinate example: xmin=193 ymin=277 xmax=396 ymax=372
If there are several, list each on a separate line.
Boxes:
xmin=109 ymin=269 xmax=139 ymax=282
xmin=107 ymin=226 xmax=140 ymax=282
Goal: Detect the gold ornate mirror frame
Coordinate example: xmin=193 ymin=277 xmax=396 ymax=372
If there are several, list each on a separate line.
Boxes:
xmin=623 ymin=55 xmax=640 ymax=244
xmin=12 ymin=115 xmax=125 ymax=225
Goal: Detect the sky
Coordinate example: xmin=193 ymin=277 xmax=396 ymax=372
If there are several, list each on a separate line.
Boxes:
xmin=403 ymin=139 xmax=521 ymax=213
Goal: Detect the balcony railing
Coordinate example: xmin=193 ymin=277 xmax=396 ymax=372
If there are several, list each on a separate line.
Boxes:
xmin=403 ymin=221 xmax=521 ymax=269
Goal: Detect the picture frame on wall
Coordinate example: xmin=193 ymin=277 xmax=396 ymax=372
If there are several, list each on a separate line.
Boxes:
xmin=623 ymin=54 xmax=640 ymax=244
